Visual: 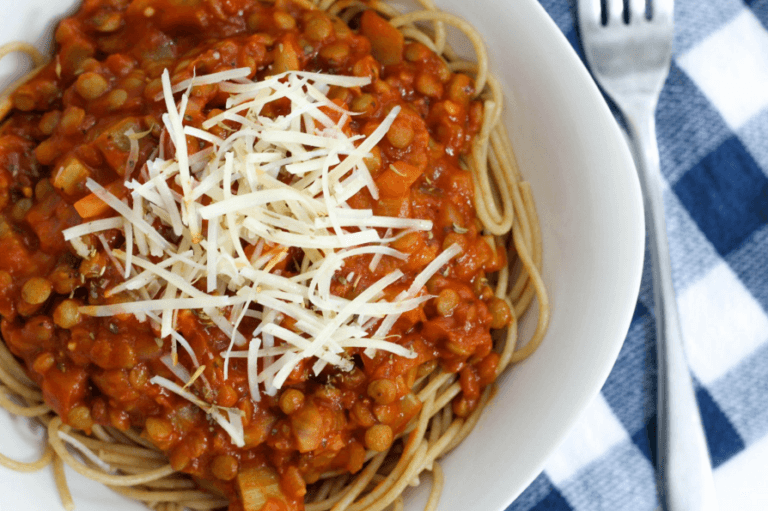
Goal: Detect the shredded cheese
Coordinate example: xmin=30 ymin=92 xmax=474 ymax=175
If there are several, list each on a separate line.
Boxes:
xmin=62 ymin=217 xmax=124 ymax=241
xmin=150 ymin=376 xmax=245 ymax=447
xmin=72 ymin=68 xmax=458 ymax=448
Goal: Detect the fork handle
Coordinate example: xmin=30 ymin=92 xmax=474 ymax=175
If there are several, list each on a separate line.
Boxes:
xmin=624 ymin=104 xmax=719 ymax=511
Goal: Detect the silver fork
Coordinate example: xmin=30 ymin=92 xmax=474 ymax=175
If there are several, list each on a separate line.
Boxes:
xmin=577 ymin=1 xmax=718 ymax=510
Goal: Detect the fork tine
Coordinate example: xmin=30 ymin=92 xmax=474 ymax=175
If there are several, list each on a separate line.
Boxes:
xmin=606 ymin=0 xmax=625 ymax=25
xmin=577 ymin=0 xmax=602 ymax=27
xmin=628 ymin=0 xmax=647 ymax=23
xmin=651 ymin=0 xmax=674 ymax=23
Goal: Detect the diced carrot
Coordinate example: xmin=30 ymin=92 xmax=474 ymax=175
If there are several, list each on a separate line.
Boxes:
xmin=375 ymin=161 xmax=422 ymax=198
xmin=373 ymin=196 xmax=411 ymax=218
xmin=92 ymin=117 xmax=143 ymax=175
xmin=360 ymin=11 xmax=404 ymax=66
xmin=73 ymin=193 xmax=109 ymax=219
xmin=73 ymin=179 xmax=126 ymax=219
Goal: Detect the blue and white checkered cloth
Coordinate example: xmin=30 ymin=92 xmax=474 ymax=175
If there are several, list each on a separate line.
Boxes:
xmin=508 ymin=1 xmax=768 ymax=510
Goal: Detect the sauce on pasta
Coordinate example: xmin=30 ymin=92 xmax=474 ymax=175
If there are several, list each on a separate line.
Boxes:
xmin=0 ymin=1 xmax=549 ymax=510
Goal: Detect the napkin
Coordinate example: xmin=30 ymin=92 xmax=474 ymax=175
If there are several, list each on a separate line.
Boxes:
xmin=508 ymin=1 xmax=768 ymax=510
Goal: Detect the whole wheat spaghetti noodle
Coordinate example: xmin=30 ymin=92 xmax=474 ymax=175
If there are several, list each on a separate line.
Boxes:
xmin=0 ymin=0 xmax=549 ymax=510
xmin=0 ymin=42 xmax=47 ymax=121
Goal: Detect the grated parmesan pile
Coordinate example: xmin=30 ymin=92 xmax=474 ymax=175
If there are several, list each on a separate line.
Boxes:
xmin=62 ymin=67 xmax=460 ymax=447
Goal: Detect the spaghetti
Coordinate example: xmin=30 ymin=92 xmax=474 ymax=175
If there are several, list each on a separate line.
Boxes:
xmin=0 ymin=42 xmax=47 ymax=121
xmin=0 ymin=1 xmax=549 ymax=510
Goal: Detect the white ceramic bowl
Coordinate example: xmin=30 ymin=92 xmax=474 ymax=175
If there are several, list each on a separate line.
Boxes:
xmin=0 ymin=0 xmax=645 ymax=510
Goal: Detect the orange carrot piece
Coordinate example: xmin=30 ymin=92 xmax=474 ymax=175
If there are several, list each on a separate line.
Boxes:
xmin=73 ymin=180 xmax=125 ymax=219
xmin=73 ymin=193 xmax=108 ymax=219
xmin=374 ymin=196 xmax=411 ymax=218
xmin=360 ymin=11 xmax=404 ymax=66
xmin=375 ymin=161 xmax=422 ymax=198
